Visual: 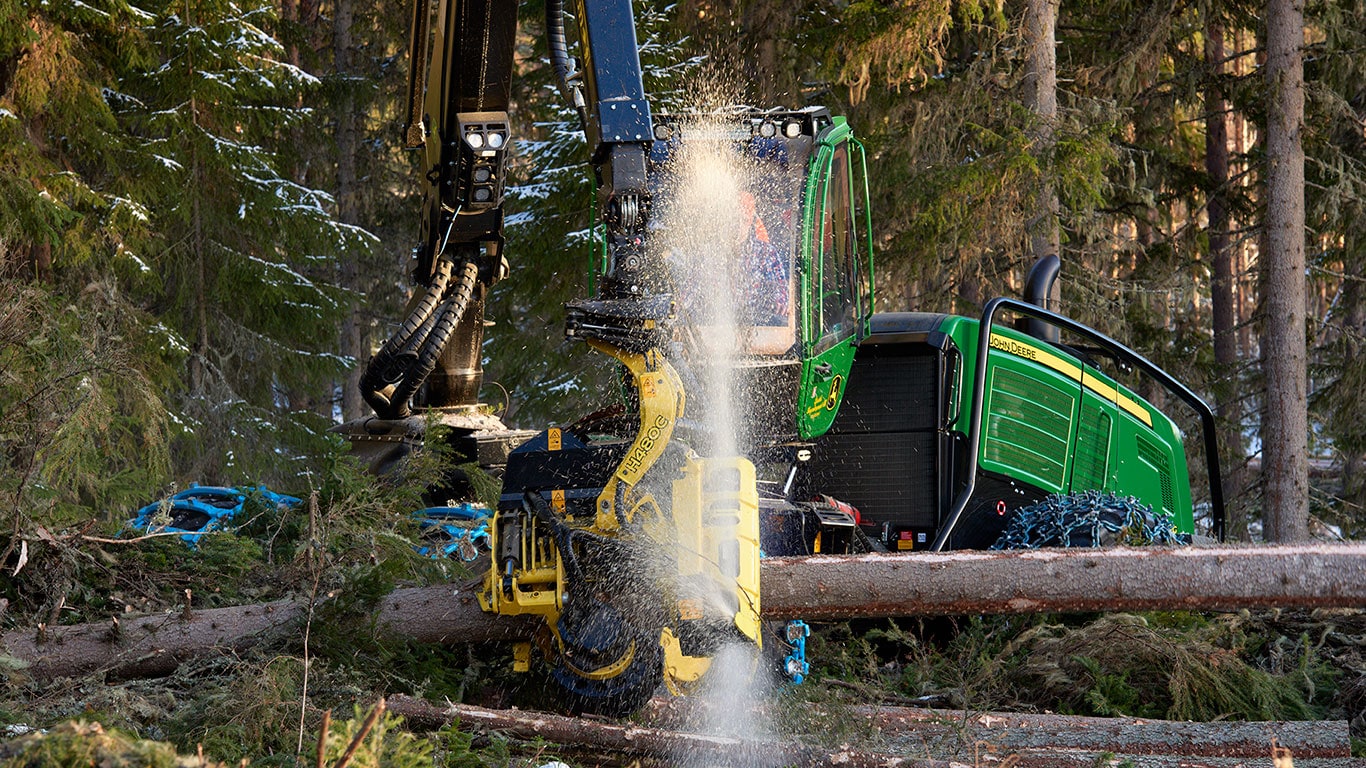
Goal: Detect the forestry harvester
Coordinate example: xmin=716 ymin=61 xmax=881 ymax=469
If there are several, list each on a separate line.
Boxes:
xmin=334 ymin=0 xmax=1226 ymax=715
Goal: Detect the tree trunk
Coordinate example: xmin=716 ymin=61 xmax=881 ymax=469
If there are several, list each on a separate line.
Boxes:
xmin=1341 ymin=275 xmax=1366 ymax=510
xmin=387 ymin=696 xmax=1348 ymax=767
xmin=280 ymin=0 xmax=299 ymax=68
xmin=1021 ymin=0 xmax=1060 ymax=269
xmin=741 ymin=0 xmax=795 ymax=104
xmin=8 ymin=545 xmax=1366 ymax=683
xmin=334 ymin=0 xmax=366 ymax=423
xmin=1206 ymin=20 xmax=1251 ymax=541
xmin=1261 ymin=0 xmax=1309 ymax=542
xmin=189 ymin=141 xmax=209 ymax=399
xmin=757 ymin=544 xmax=1366 ymax=619
xmin=638 ymin=700 xmax=1350 ymax=762
xmin=0 ymin=580 xmax=532 ymax=682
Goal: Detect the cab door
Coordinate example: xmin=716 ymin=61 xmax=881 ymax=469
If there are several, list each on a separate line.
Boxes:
xmin=797 ymin=124 xmax=867 ymax=439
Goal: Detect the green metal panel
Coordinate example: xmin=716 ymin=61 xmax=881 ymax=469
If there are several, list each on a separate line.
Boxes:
xmin=980 ymin=352 xmax=1078 ymax=493
xmin=937 ymin=315 xmax=1195 ymax=534
xmin=1069 ymin=396 xmax=1113 ymax=491
xmin=797 ymin=340 xmax=858 ymax=439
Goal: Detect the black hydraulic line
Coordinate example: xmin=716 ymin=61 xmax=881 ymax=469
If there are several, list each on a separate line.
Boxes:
xmin=523 ymin=490 xmax=625 ymax=589
xmin=397 ymin=256 xmax=456 ymax=348
xmin=388 ymin=259 xmax=481 ymax=417
xmin=360 ymin=256 xmax=456 ymax=415
xmin=545 ymin=0 xmax=588 ymax=130
xmin=930 ymin=297 xmax=1227 ymax=551
xmin=402 ymin=0 xmax=431 ymax=148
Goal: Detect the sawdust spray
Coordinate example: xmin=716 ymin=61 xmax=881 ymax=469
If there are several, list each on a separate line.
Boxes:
xmin=649 ymin=105 xmax=784 ymax=766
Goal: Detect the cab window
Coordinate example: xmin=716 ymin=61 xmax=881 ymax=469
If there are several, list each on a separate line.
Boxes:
xmin=816 ymin=143 xmax=855 ymax=345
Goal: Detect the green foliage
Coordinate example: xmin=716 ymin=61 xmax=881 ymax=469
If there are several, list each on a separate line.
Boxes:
xmin=164 ymin=655 xmax=307 ymax=765
xmin=1007 ymin=613 xmax=1328 ymax=720
xmin=0 ymin=721 xmax=228 ymax=768
xmin=318 ymin=705 xmax=433 ymax=768
xmin=433 ymin=725 xmax=514 ymax=768
xmin=0 ymin=281 xmax=175 ymax=528
xmin=800 ymin=612 xmax=1344 ymax=726
xmin=113 ymin=0 xmax=366 ymax=484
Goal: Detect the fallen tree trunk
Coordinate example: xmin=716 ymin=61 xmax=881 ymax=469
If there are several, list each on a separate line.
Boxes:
xmin=385 ymin=695 xmax=968 ymax=767
xmin=638 ymin=699 xmax=1351 ymax=762
xmin=1 ymin=581 xmax=533 ymax=682
xmin=859 ymin=706 xmax=1350 ymax=760
xmin=6 ymin=543 xmax=1365 ymax=682
xmin=390 ymin=696 xmax=1349 ymax=768
xmin=760 ymin=542 xmax=1366 ymax=619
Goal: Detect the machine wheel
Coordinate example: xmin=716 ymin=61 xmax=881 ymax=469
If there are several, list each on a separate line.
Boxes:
xmin=549 ymin=631 xmax=663 ymax=717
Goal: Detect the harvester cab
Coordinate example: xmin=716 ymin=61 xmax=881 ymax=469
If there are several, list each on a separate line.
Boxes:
xmin=647 ymin=110 xmax=873 ymax=440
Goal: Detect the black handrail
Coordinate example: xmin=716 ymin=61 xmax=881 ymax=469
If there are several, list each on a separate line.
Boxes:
xmin=929 ymin=297 xmax=1226 ymax=550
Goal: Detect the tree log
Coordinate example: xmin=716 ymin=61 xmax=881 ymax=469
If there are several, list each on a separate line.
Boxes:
xmin=759 ymin=543 xmax=1366 ymax=619
xmin=0 ymin=597 xmax=305 ymax=682
xmin=6 ymin=544 xmax=1365 ymax=682
xmin=639 ymin=700 xmax=1351 ymax=763
xmin=385 ymin=695 xmax=968 ymax=767
xmin=0 ymin=582 xmax=532 ymax=683
xmin=390 ymin=696 xmax=1349 ymax=768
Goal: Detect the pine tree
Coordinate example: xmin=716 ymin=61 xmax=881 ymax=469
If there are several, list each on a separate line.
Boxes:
xmin=1261 ymin=0 xmax=1309 ymax=542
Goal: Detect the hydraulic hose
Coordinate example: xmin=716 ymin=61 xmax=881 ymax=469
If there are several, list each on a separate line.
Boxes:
xmin=387 ymin=259 xmax=481 ymax=417
xmin=545 ymin=0 xmax=588 ymax=130
xmin=361 ymin=256 xmax=456 ymax=415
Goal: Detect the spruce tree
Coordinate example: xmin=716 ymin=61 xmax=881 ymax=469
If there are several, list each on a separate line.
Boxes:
xmin=1 ymin=0 xmax=177 ymax=524
xmin=120 ymin=0 xmax=371 ymax=483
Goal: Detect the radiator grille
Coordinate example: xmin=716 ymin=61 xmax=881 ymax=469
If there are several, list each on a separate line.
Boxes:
xmin=831 ymin=348 xmax=939 ymax=433
xmin=1070 ymin=402 xmax=1111 ymax=491
xmin=808 ymin=431 xmax=939 ymax=528
xmin=982 ymin=367 xmax=1074 ymax=489
xmin=805 ymin=345 xmax=941 ymax=529
xmin=1135 ymin=434 xmax=1176 ymax=514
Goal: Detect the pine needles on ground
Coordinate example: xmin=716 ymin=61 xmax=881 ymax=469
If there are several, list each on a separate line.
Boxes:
xmin=1005 ymin=613 xmax=1327 ymax=721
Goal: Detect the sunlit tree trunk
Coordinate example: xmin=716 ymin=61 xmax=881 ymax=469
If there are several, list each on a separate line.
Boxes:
xmin=1261 ymin=0 xmax=1309 ymax=542
xmin=1022 ymin=0 xmax=1060 ymax=272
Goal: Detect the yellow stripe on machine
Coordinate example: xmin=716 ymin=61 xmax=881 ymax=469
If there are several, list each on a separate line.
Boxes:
xmin=989 ymin=333 xmax=1152 ymax=427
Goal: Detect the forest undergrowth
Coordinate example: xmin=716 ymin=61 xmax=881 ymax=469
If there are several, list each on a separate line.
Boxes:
xmin=3 ymin=442 xmax=1365 ymax=765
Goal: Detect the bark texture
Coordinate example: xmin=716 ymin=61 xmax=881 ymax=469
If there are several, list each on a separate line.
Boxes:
xmin=1261 ymin=0 xmax=1309 ymax=542
xmin=0 ymin=582 xmax=532 ymax=682
xmin=1022 ymin=0 xmax=1060 ymax=266
xmin=1206 ymin=19 xmax=1251 ymax=542
xmin=335 ymin=0 xmax=367 ymax=422
xmin=639 ymin=699 xmax=1350 ymax=763
xmin=759 ymin=544 xmax=1366 ymax=620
